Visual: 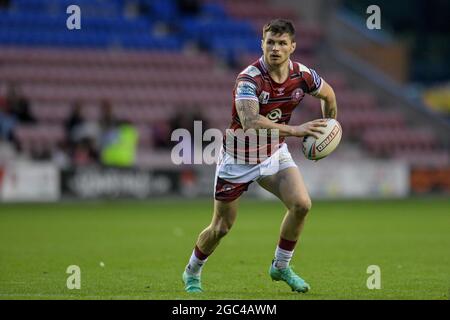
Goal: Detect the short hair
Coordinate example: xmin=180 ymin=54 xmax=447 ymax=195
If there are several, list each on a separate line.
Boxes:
xmin=262 ymin=19 xmax=296 ymax=42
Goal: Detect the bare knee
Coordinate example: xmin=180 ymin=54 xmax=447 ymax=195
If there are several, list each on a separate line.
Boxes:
xmin=289 ymin=197 xmax=312 ymax=218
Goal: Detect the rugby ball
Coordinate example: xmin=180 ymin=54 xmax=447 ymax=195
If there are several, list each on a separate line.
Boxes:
xmin=302 ymin=118 xmax=342 ymax=160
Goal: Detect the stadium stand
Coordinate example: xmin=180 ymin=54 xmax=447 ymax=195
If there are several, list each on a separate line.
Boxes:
xmin=0 ymin=0 xmax=448 ymax=172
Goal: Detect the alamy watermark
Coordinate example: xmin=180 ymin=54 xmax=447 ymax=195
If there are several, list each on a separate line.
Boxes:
xmin=366 ymin=5 xmax=381 ymax=30
xmin=366 ymin=265 xmax=381 ymax=289
xmin=170 ymin=121 xmax=281 ymax=165
xmin=66 ymin=5 xmax=81 ymax=30
xmin=66 ymin=265 xmax=81 ymax=289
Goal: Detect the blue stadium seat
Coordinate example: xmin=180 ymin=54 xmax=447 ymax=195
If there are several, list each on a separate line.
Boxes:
xmin=201 ymin=3 xmax=227 ymax=18
xmin=12 ymin=0 xmax=124 ymax=17
xmin=143 ymin=0 xmax=178 ymax=22
xmin=0 ymin=0 xmax=263 ymax=57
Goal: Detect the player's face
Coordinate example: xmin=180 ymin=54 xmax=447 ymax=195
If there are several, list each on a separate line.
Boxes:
xmin=262 ymin=32 xmax=296 ymax=67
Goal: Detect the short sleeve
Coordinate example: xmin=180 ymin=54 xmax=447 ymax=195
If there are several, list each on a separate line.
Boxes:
xmin=234 ymin=65 xmax=262 ymax=102
xmin=297 ymin=62 xmax=323 ymax=96
xmin=307 ymin=68 xmax=323 ymax=96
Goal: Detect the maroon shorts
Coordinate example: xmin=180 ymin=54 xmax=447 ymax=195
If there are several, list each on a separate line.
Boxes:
xmin=213 ymin=143 xmax=297 ymax=202
xmin=214 ymin=177 xmax=253 ymax=202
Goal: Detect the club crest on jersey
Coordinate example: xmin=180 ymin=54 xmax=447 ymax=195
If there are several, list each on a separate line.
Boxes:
xmin=291 ymin=88 xmax=304 ymax=102
xmin=267 ymin=108 xmax=282 ymax=122
xmin=259 ymin=91 xmax=270 ymax=104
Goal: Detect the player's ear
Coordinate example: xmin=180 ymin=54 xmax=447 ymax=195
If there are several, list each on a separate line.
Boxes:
xmin=261 ymin=39 xmax=264 ymax=52
xmin=290 ymin=41 xmax=296 ymax=54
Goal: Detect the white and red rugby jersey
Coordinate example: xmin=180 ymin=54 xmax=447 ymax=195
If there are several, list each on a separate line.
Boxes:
xmin=223 ymin=56 xmax=323 ymax=163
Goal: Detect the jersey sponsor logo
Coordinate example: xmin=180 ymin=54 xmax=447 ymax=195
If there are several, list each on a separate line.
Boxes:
xmin=291 ymin=88 xmax=304 ymax=101
xmin=267 ymin=108 xmax=282 ymax=122
xmin=259 ymin=91 xmax=270 ymax=104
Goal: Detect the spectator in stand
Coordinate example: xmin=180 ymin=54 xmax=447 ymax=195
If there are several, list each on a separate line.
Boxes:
xmin=6 ymin=83 xmax=36 ymax=124
xmin=95 ymin=100 xmax=139 ymax=167
xmin=151 ymin=106 xmax=192 ymax=150
xmin=100 ymin=120 xmax=138 ymax=167
xmin=0 ymin=87 xmax=16 ymax=142
xmin=52 ymin=141 xmax=72 ymax=169
xmin=152 ymin=120 xmax=172 ymax=149
xmin=98 ymin=99 xmax=118 ymax=150
xmin=168 ymin=108 xmax=194 ymax=150
xmin=0 ymin=83 xmax=35 ymax=149
xmin=65 ymin=100 xmax=85 ymax=146
xmin=72 ymin=137 xmax=99 ymax=167
xmin=169 ymin=106 xmax=210 ymax=142
xmin=162 ymin=106 xmax=210 ymax=156
xmin=64 ymin=100 xmax=99 ymax=166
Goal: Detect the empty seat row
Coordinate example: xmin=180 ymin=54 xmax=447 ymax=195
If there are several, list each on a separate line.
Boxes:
xmin=14 ymin=126 xmax=154 ymax=155
xmin=339 ymin=110 xmax=405 ymax=136
xmin=0 ymin=65 xmax=235 ymax=88
xmin=0 ymin=30 xmax=183 ymax=50
xmin=0 ymin=47 xmax=214 ymax=69
xmin=224 ymin=2 xmax=298 ymax=23
xmin=362 ymin=128 xmax=439 ymax=154
xmin=20 ymin=84 xmax=233 ymax=105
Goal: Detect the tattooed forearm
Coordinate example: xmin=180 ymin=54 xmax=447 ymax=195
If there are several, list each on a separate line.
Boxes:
xmin=315 ymin=80 xmax=337 ymax=119
xmin=236 ymin=99 xmax=260 ymax=130
xmin=321 ymin=99 xmax=337 ymax=119
xmin=235 ymin=99 xmax=297 ymax=137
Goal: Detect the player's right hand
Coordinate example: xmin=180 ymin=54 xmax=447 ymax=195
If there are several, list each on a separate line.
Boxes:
xmin=292 ymin=119 xmax=327 ymax=139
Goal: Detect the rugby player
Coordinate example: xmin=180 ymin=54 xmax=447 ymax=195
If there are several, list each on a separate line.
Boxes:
xmin=182 ymin=19 xmax=337 ymax=293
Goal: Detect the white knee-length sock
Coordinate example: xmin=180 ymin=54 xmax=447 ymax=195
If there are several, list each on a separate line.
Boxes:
xmin=273 ymin=246 xmax=294 ymax=269
xmin=185 ymin=247 xmax=208 ymax=276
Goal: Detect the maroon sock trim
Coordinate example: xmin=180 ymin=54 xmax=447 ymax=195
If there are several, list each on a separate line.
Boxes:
xmin=194 ymin=245 xmax=209 ymax=260
xmin=278 ymin=237 xmax=297 ymax=251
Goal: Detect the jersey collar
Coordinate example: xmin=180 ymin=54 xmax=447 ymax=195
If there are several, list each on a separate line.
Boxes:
xmin=259 ymin=56 xmax=294 ymax=74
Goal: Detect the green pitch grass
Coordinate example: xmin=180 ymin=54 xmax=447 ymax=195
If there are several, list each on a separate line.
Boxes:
xmin=0 ymin=198 xmax=449 ymax=300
